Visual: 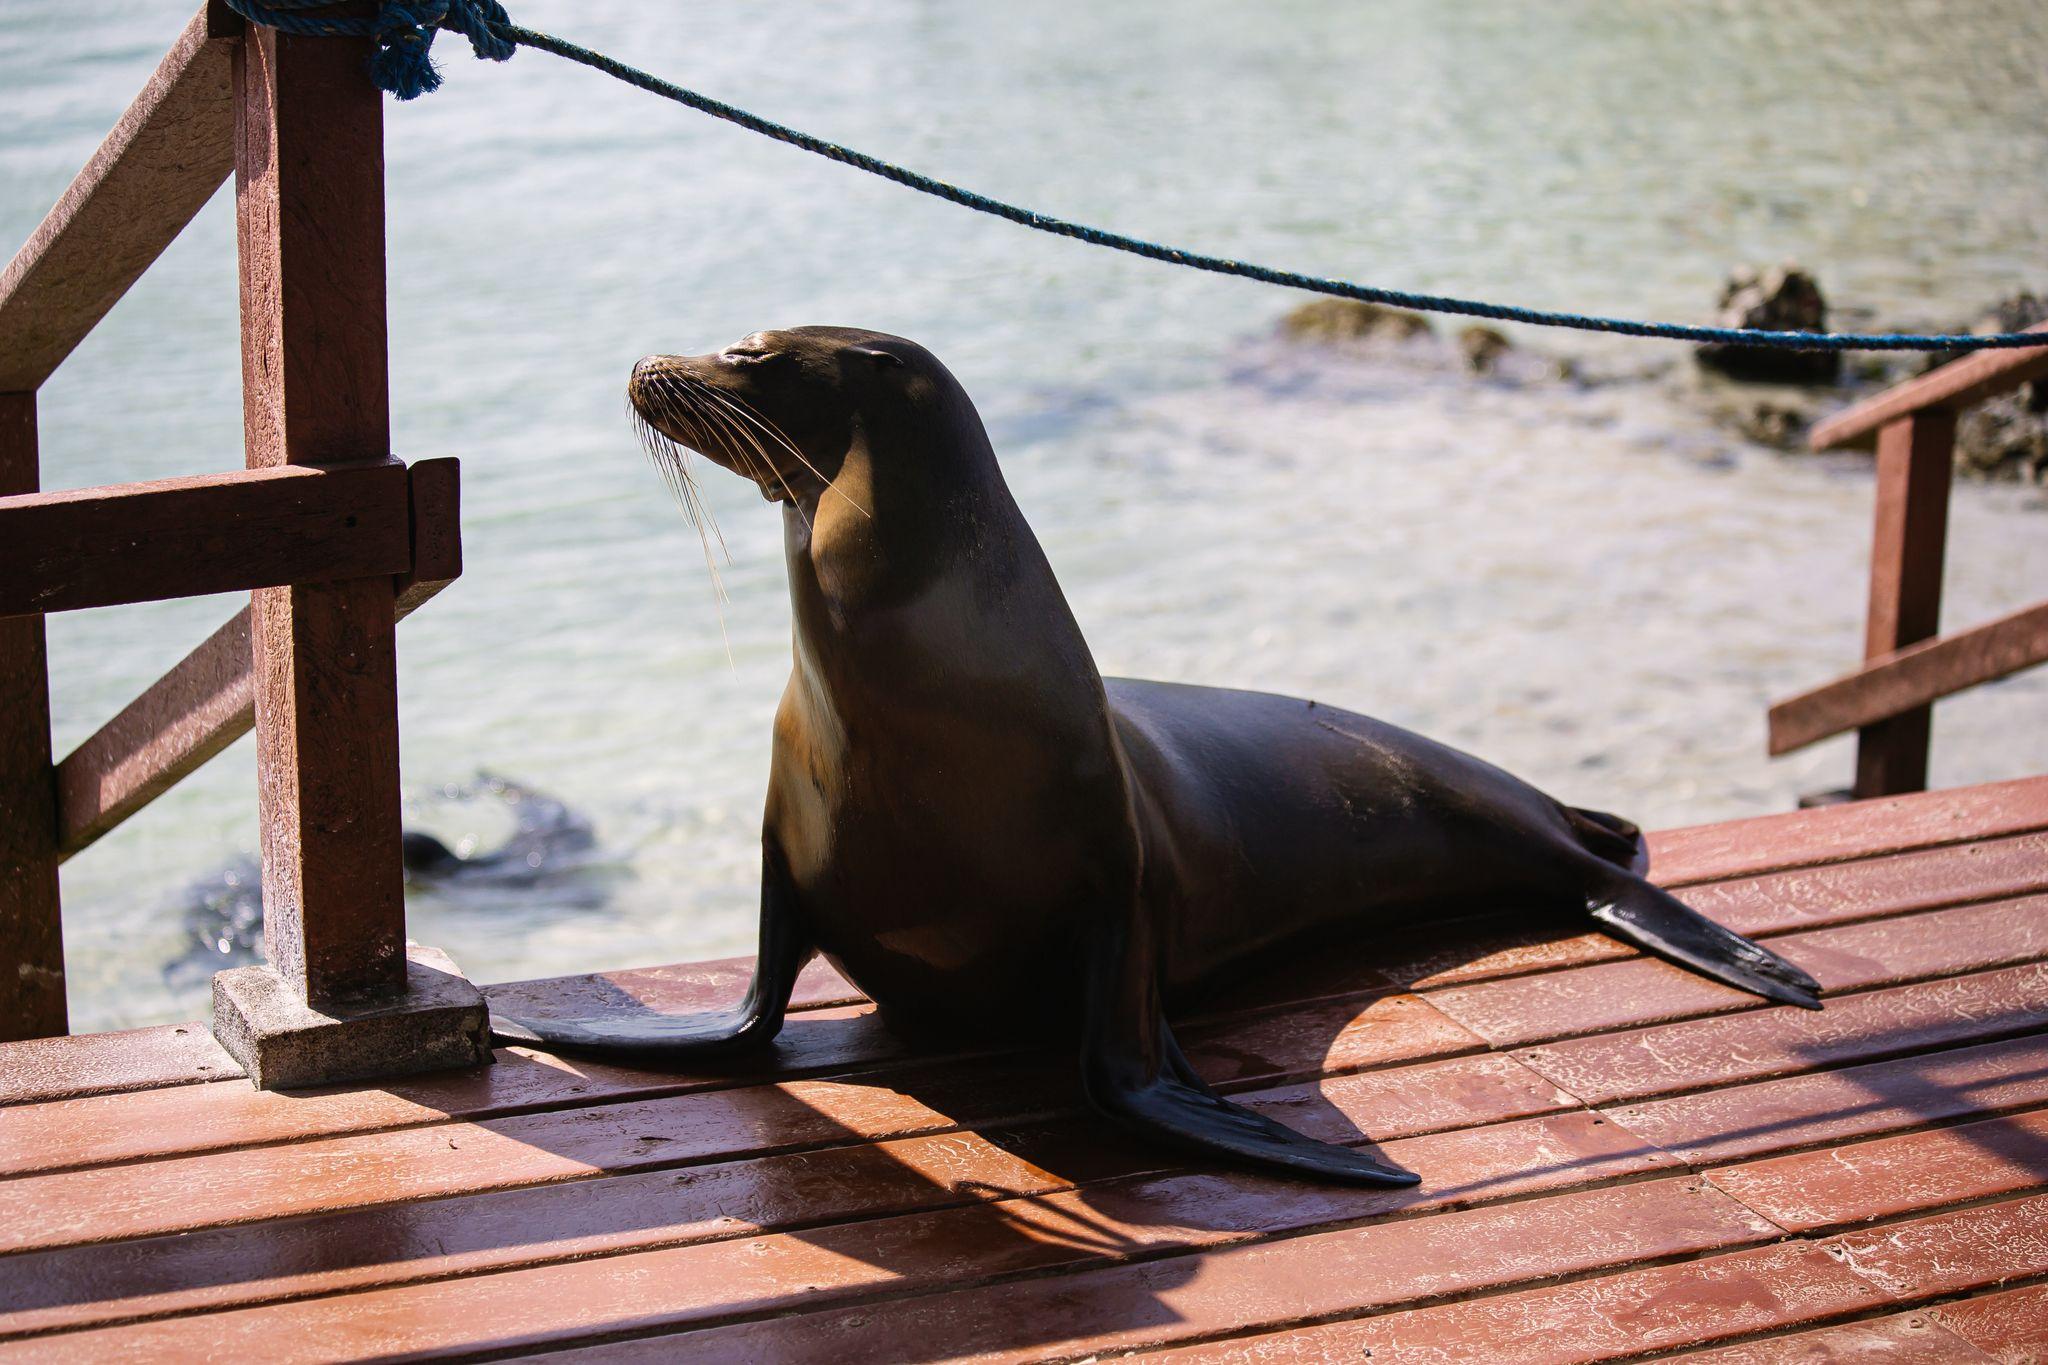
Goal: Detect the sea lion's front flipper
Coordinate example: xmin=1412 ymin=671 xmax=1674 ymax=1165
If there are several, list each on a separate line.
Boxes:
xmin=490 ymin=842 xmax=814 ymax=1061
xmin=1587 ymin=870 xmax=1822 ymax=1011
xmin=1079 ymin=904 xmax=1419 ymax=1187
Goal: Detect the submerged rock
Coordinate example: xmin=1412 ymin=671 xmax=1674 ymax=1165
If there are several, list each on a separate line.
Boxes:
xmin=160 ymin=773 xmax=609 ymax=991
xmin=1280 ymin=298 xmax=1434 ymax=344
xmin=1456 ymin=325 xmax=1512 ymax=375
xmin=1693 ymin=385 xmax=1834 ymax=452
xmin=1693 ymin=264 xmax=1842 ymax=385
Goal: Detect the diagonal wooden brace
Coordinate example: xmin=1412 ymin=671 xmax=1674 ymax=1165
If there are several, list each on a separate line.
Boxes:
xmin=52 ymin=458 xmax=461 ymax=860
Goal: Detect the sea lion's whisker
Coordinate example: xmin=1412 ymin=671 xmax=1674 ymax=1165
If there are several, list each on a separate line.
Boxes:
xmin=632 ymin=382 xmax=732 ymax=600
xmin=702 ymin=382 xmax=870 ymax=521
xmin=696 ymin=388 xmax=807 ymax=531
xmin=685 ymin=379 xmax=815 ymax=530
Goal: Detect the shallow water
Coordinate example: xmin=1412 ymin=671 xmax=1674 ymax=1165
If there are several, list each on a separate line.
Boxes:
xmin=4 ymin=1 xmax=2045 ymax=1031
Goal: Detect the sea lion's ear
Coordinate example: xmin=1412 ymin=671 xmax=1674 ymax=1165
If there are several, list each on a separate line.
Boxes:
xmin=849 ymin=346 xmax=905 ymax=369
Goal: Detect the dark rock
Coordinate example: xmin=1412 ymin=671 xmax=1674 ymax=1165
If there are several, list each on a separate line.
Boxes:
xmin=1280 ymin=298 xmax=1433 ymax=344
xmin=1456 ymin=326 xmax=1512 ymax=375
xmin=1693 ymin=263 xmax=1842 ymax=385
xmin=1733 ymin=399 xmax=1814 ymax=450
xmin=1695 ymin=383 xmax=1831 ymax=452
xmin=1956 ymin=386 xmax=2048 ymax=483
xmin=1925 ymin=291 xmax=2048 ymax=484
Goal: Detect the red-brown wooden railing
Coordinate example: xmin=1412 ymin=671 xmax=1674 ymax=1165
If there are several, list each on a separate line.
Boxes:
xmin=1769 ymin=323 xmax=2048 ymax=797
xmin=0 ymin=5 xmax=485 ymax=1086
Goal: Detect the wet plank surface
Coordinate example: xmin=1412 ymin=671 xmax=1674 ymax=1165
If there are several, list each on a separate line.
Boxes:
xmin=3 ymin=777 xmax=2046 ymax=1361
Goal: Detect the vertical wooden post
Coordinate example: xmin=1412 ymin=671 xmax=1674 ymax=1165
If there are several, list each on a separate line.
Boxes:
xmin=0 ymin=392 xmax=65 ymax=1041
xmin=235 ymin=21 xmax=406 ymax=1003
xmin=1853 ymin=410 xmax=1956 ymax=799
xmin=213 ymin=21 xmax=488 ymax=1087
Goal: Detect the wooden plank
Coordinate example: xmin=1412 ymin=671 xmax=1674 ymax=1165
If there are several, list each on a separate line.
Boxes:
xmin=0 ymin=1058 xmax=1576 ymax=1331
xmin=0 ymin=461 xmax=411 ymax=619
xmin=1424 ymin=894 xmax=2048 ymax=1047
xmin=1933 ymin=1283 xmax=2048 ymax=1363
xmin=1510 ymin=961 xmax=2048 ymax=1107
xmin=1772 ymin=599 xmax=2048 ymax=756
xmin=1605 ymin=1033 xmax=2048 ymax=1165
xmin=52 ymin=459 xmax=459 ymax=859
xmin=1148 ymin=1243 xmax=1892 ymax=1365
xmin=0 ymin=1048 xmax=1558 ymax=1257
xmin=1667 ymin=1312 xmax=1998 ymax=1364
xmin=393 ymin=455 xmax=461 ymax=609
xmin=482 ymin=954 xmax=863 ymax=1021
xmin=1646 ymin=774 xmax=2048 ymax=888
xmin=1854 ymin=411 xmax=1957 ymax=798
xmin=1824 ymin=1192 xmax=2048 ymax=1301
xmin=1811 ymin=320 xmax=2048 ymax=453
xmin=0 ymin=393 xmax=64 ymax=1041
xmin=1677 ymin=829 xmax=2048 ymax=938
xmin=0 ymin=1024 xmax=237 ymax=1108
xmin=1707 ymin=1108 xmax=2048 ymax=1233
xmin=626 ymin=1179 xmax=1768 ymax=1365
xmin=0 ymin=8 xmax=234 ymax=392
xmin=0 ymin=989 xmax=1471 ymax=1178
xmin=236 ymin=21 xmax=405 ymax=1003
xmin=14 ymin=825 xmax=2042 ymax=1173
xmin=11 ymin=820 xmax=2042 ymax=1170
xmin=1 ymin=1173 xmax=1753 ymax=1363
xmin=1390 ymin=828 xmax=2048 ymax=993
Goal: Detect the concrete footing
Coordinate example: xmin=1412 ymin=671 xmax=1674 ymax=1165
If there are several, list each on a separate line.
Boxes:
xmin=212 ymin=943 xmax=493 ymax=1090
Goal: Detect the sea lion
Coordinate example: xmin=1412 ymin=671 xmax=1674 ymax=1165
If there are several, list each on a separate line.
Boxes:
xmin=492 ymin=327 xmax=1821 ymax=1187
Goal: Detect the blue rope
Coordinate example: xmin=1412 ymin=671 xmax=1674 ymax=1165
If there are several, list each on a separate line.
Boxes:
xmin=221 ymin=0 xmax=2048 ymax=355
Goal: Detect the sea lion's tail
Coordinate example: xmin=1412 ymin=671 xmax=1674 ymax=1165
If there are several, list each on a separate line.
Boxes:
xmin=1581 ymin=863 xmax=1822 ymax=1011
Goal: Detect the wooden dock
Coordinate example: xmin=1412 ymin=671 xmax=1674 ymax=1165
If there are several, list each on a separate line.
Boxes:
xmin=7 ymin=6 xmax=2048 ymax=1362
xmin=5 ymin=776 xmax=2046 ymax=1361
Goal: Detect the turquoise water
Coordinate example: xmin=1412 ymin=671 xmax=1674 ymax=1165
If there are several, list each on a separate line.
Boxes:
xmin=5 ymin=1 xmax=2046 ymax=1031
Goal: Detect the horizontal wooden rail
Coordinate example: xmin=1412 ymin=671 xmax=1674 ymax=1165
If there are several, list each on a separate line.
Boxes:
xmin=0 ymin=7 xmax=234 ymax=392
xmin=1771 ymin=597 xmax=2048 ymax=757
xmin=53 ymin=458 xmax=459 ymax=859
xmin=1811 ymin=320 xmax=2048 ymax=452
xmin=0 ymin=460 xmax=410 ymax=619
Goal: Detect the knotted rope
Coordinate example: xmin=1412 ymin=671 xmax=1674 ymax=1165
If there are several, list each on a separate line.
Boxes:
xmin=219 ymin=0 xmax=2048 ymax=354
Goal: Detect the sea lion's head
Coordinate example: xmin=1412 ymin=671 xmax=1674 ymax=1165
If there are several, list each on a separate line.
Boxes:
xmin=627 ymin=326 xmax=968 ymax=515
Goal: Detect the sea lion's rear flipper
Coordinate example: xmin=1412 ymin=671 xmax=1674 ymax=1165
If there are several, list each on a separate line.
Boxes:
xmin=1564 ymin=804 xmax=1649 ymax=874
xmin=1586 ymin=870 xmax=1822 ymax=1011
xmin=1080 ymin=903 xmax=1419 ymax=1187
xmin=490 ymin=843 xmax=814 ymax=1061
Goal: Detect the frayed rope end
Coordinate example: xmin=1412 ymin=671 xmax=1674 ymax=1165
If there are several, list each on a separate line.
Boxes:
xmin=224 ymin=0 xmax=515 ymax=101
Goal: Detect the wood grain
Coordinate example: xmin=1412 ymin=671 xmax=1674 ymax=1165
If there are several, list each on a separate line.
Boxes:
xmin=52 ymin=459 xmax=460 ymax=860
xmin=1645 ymin=774 xmax=2048 ymax=887
xmin=1771 ymin=597 xmax=2048 ymax=755
xmin=0 ymin=392 xmax=63 ymax=1041
xmin=235 ymin=22 xmax=406 ymax=1004
xmin=0 ymin=8 xmax=234 ymax=391
xmin=0 ymin=461 xmax=410 ymax=620
xmin=1152 ymin=1242 xmax=1891 ymax=1365
xmin=1423 ymin=893 xmax=2048 ymax=1047
xmin=1605 ymin=1032 xmax=2048 ymax=1165
xmin=1510 ymin=961 xmax=2048 ymax=1107
xmin=1854 ymin=411 xmax=1957 ymax=797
